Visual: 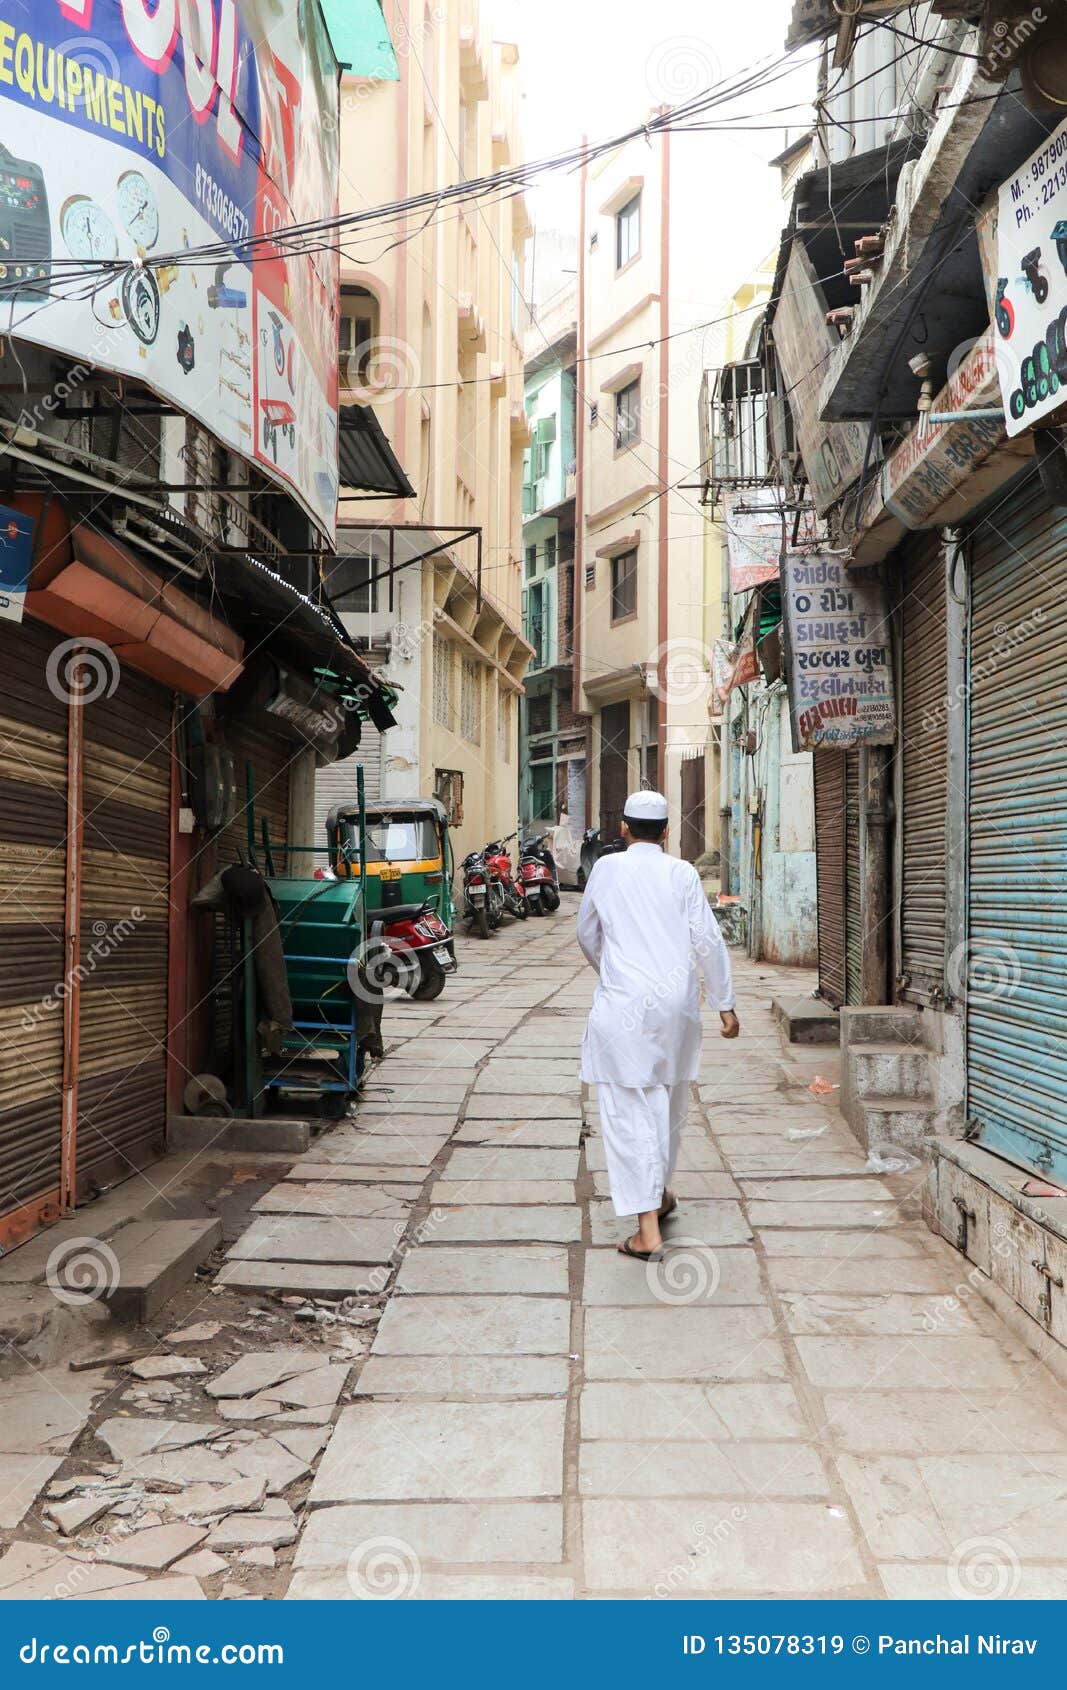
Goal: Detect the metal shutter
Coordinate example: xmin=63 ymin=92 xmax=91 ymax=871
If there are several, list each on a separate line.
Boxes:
xmin=221 ymin=724 xmax=296 ymax=873
xmin=313 ymin=722 xmax=383 ymax=869
xmin=899 ymin=535 xmax=948 ymax=1002
xmin=813 ymin=749 xmax=846 ymax=1006
xmin=76 ymin=672 xmax=172 ymax=1194
xmin=967 ymin=475 xmax=1067 ymax=1180
xmin=845 ymin=748 xmax=862 ymax=1005
xmin=0 ymin=619 xmax=68 ymax=1232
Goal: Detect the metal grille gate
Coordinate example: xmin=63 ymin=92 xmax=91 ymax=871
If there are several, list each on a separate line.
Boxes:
xmin=899 ymin=534 xmax=949 ymax=1002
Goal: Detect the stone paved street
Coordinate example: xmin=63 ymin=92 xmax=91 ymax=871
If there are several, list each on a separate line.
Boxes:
xmin=3 ymin=895 xmax=1067 ymax=1601
xmin=284 ymin=897 xmax=1067 ymax=1601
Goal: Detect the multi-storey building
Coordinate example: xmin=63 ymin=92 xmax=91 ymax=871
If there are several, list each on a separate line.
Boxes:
xmin=315 ymin=0 xmax=532 ymax=861
xmin=519 ymin=286 xmax=582 ymax=832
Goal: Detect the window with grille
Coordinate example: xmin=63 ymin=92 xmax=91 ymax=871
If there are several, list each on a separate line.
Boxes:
xmin=616 ymin=192 xmax=641 ymax=269
xmin=433 ymin=634 xmax=453 ymax=727
xmin=610 ymin=549 xmax=637 ymax=622
xmin=589 ymin=401 xmax=598 ymax=428
xmin=615 ymin=379 xmax=641 ymax=450
xmin=330 ymin=553 xmax=378 ymax=613
xmin=584 ymin=561 xmax=595 ymax=591
xmin=339 ymin=286 xmax=379 ymax=388
xmin=460 ymin=657 xmax=481 ymax=743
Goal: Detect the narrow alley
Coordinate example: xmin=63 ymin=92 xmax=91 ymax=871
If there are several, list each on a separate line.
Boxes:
xmin=2 ymin=903 xmax=1065 ymax=1603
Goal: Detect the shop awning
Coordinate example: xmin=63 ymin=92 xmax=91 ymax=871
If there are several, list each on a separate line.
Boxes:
xmin=319 ymin=0 xmax=399 ymax=76
xmin=338 ymin=405 xmax=415 ymax=498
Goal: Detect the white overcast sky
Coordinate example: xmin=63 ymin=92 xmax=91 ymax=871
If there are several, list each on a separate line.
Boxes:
xmin=493 ymin=0 xmax=813 ymax=278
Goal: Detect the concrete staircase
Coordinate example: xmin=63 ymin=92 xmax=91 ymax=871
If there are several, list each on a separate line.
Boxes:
xmin=839 ymin=1006 xmax=937 ymax=1155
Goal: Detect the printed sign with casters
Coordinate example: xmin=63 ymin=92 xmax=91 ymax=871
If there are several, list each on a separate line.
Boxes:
xmin=993 ymin=116 xmax=1067 ymax=434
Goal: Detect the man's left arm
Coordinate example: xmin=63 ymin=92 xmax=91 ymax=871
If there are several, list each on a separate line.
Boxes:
xmin=684 ymin=867 xmax=739 ymax=1033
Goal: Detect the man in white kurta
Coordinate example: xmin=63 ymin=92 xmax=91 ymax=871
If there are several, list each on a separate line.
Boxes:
xmin=577 ymin=790 xmax=738 ymax=1258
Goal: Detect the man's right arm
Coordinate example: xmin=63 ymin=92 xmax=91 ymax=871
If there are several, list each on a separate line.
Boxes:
xmin=576 ymin=866 xmax=603 ymax=968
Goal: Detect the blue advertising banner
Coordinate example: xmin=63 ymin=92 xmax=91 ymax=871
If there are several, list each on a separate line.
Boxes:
xmin=0 ymin=0 xmax=340 ymax=538
xmin=0 ymin=501 xmax=34 ymax=623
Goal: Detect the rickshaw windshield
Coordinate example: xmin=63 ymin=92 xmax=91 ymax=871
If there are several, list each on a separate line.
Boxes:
xmin=361 ymin=815 xmax=439 ymax=862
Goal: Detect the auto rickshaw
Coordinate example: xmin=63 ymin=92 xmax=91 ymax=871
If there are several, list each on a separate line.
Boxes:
xmin=325 ymin=797 xmax=457 ymax=1000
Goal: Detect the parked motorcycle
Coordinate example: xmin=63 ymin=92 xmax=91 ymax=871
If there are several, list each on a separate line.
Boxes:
xmin=577 ymin=827 xmax=625 ymax=889
xmin=368 ymin=900 xmax=457 ymax=1001
xmin=519 ymin=835 xmax=561 ymax=914
xmin=461 ymin=849 xmax=495 ymax=939
xmin=485 ymin=832 xmax=528 ymax=921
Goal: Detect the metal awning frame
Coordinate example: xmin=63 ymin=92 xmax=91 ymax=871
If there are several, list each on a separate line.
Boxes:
xmin=326 ymin=521 xmax=484 ymax=611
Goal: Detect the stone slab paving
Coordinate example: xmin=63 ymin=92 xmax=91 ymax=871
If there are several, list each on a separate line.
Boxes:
xmin=18 ymin=900 xmax=1054 ymax=1600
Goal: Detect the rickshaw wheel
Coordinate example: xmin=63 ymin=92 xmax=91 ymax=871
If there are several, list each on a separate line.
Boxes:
xmin=408 ymin=970 xmax=446 ymax=1001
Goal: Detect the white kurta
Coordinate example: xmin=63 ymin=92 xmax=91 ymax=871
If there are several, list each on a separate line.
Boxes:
xmin=577 ymin=843 xmax=736 ymax=1218
xmin=576 ymin=843 xmax=735 ymax=1086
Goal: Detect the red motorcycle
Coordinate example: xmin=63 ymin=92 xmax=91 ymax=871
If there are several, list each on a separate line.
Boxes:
xmin=484 ymin=832 xmax=528 ymax=922
xmin=367 ymin=900 xmax=457 ymax=1001
xmin=519 ymin=835 xmax=561 ymax=914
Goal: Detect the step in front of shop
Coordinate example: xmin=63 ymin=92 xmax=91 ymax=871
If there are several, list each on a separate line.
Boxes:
xmin=926 ymin=1138 xmax=1067 ymax=1374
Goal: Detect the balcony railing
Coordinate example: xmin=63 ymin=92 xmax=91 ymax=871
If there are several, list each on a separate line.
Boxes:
xmin=701 ymin=359 xmax=775 ymax=505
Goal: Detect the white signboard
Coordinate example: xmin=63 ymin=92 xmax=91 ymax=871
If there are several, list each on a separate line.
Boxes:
xmin=781 ymin=552 xmax=895 ymax=751
xmin=995 ymin=116 xmax=1067 ymax=435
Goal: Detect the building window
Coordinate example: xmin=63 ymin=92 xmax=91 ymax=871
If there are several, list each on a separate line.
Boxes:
xmin=589 ymin=401 xmax=598 ymax=428
xmin=435 ymin=767 xmax=464 ymax=824
xmin=544 ymin=534 xmax=557 ymax=572
xmin=584 ymin=561 xmax=595 ymax=591
xmin=460 ymin=657 xmax=481 ymax=744
xmin=610 ymin=549 xmax=638 ymax=623
xmin=615 ymin=379 xmax=641 ymax=450
xmin=525 ymin=544 xmax=538 ymax=578
xmin=330 ymin=554 xmax=378 ymax=614
xmin=615 ymin=192 xmax=641 ymax=270
xmin=433 ymin=634 xmax=452 ymax=728
xmin=527 ymin=579 xmax=546 ymax=668
xmin=339 ymin=286 xmax=380 ymax=389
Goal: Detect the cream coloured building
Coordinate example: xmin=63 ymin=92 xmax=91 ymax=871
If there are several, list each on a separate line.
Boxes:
xmin=315 ymin=0 xmax=532 ymax=863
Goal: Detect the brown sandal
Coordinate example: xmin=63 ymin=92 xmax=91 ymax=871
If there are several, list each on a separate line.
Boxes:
xmin=618 ymin=1236 xmax=662 ymax=1262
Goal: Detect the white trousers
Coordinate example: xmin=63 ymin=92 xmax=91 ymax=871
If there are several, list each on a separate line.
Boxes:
xmin=596 ymin=1081 xmax=689 ymax=1217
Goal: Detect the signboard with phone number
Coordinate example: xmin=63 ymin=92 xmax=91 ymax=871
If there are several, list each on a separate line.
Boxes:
xmin=781 ymin=552 xmax=895 ymax=751
xmin=0 ymin=0 xmax=340 ymax=541
xmin=994 ymin=115 xmax=1067 ymax=436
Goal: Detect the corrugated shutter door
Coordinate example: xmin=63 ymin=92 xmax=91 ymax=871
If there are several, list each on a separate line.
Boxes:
xmin=314 ymin=722 xmax=383 ymax=869
xmin=76 ymin=672 xmax=172 ymax=1195
xmin=845 ymin=748 xmax=862 ymax=1005
xmin=899 ymin=535 xmax=948 ymax=1001
xmin=0 ymin=619 xmax=67 ymax=1223
xmin=967 ymin=475 xmax=1067 ymax=1179
xmin=221 ymin=724 xmax=295 ymax=873
xmin=813 ymin=749 xmax=846 ymax=1006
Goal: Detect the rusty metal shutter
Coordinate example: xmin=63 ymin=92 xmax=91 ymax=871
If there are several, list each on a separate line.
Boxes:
xmin=845 ymin=748 xmax=862 ymax=1005
xmin=0 ymin=618 xmax=68 ymax=1233
xmin=76 ymin=671 xmax=172 ymax=1196
xmin=967 ymin=474 xmax=1067 ymax=1180
xmin=314 ymin=723 xmax=383 ymax=868
xmin=899 ymin=535 xmax=948 ymax=1002
xmin=221 ymin=724 xmax=295 ymax=873
xmin=813 ymin=749 xmax=845 ymax=1006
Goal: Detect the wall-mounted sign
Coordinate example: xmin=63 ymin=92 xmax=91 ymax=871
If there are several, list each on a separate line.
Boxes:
xmin=992 ymin=114 xmax=1067 ymax=437
xmin=0 ymin=505 xmax=34 ymax=624
xmin=772 ymin=243 xmax=873 ymax=515
xmin=723 ymin=490 xmax=820 ymax=592
xmin=781 ymin=551 xmax=894 ymax=751
xmin=0 ymin=0 xmax=340 ymax=540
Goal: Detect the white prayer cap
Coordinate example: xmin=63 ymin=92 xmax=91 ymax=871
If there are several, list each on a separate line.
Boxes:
xmin=623 ymin=789 xmax=668 ymax=823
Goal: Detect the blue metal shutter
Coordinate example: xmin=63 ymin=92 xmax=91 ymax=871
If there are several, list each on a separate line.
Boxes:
xmin=967 ymin=474 xmax=1067 ymax=1179
xmin=845 ymin=748 xmax=863 ymax=1005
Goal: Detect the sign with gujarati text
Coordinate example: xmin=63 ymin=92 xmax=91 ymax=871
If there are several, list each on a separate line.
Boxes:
xmin=0 ymin=0 xmax=340 ymax=540
xmin=724 ymin=595 xmax=760 ymax=696
xmin=995 ymin=115 xmax=1067 ymax=437
xmin=0 ymin=505 xmax=34 ymax=624
xmin=722 ymin=490 xmax=820 ymax=593
xmin=772 ymin=243 xmax=873 ymax=515
xmin=781 ymin=551 xmax=894 ymax=750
